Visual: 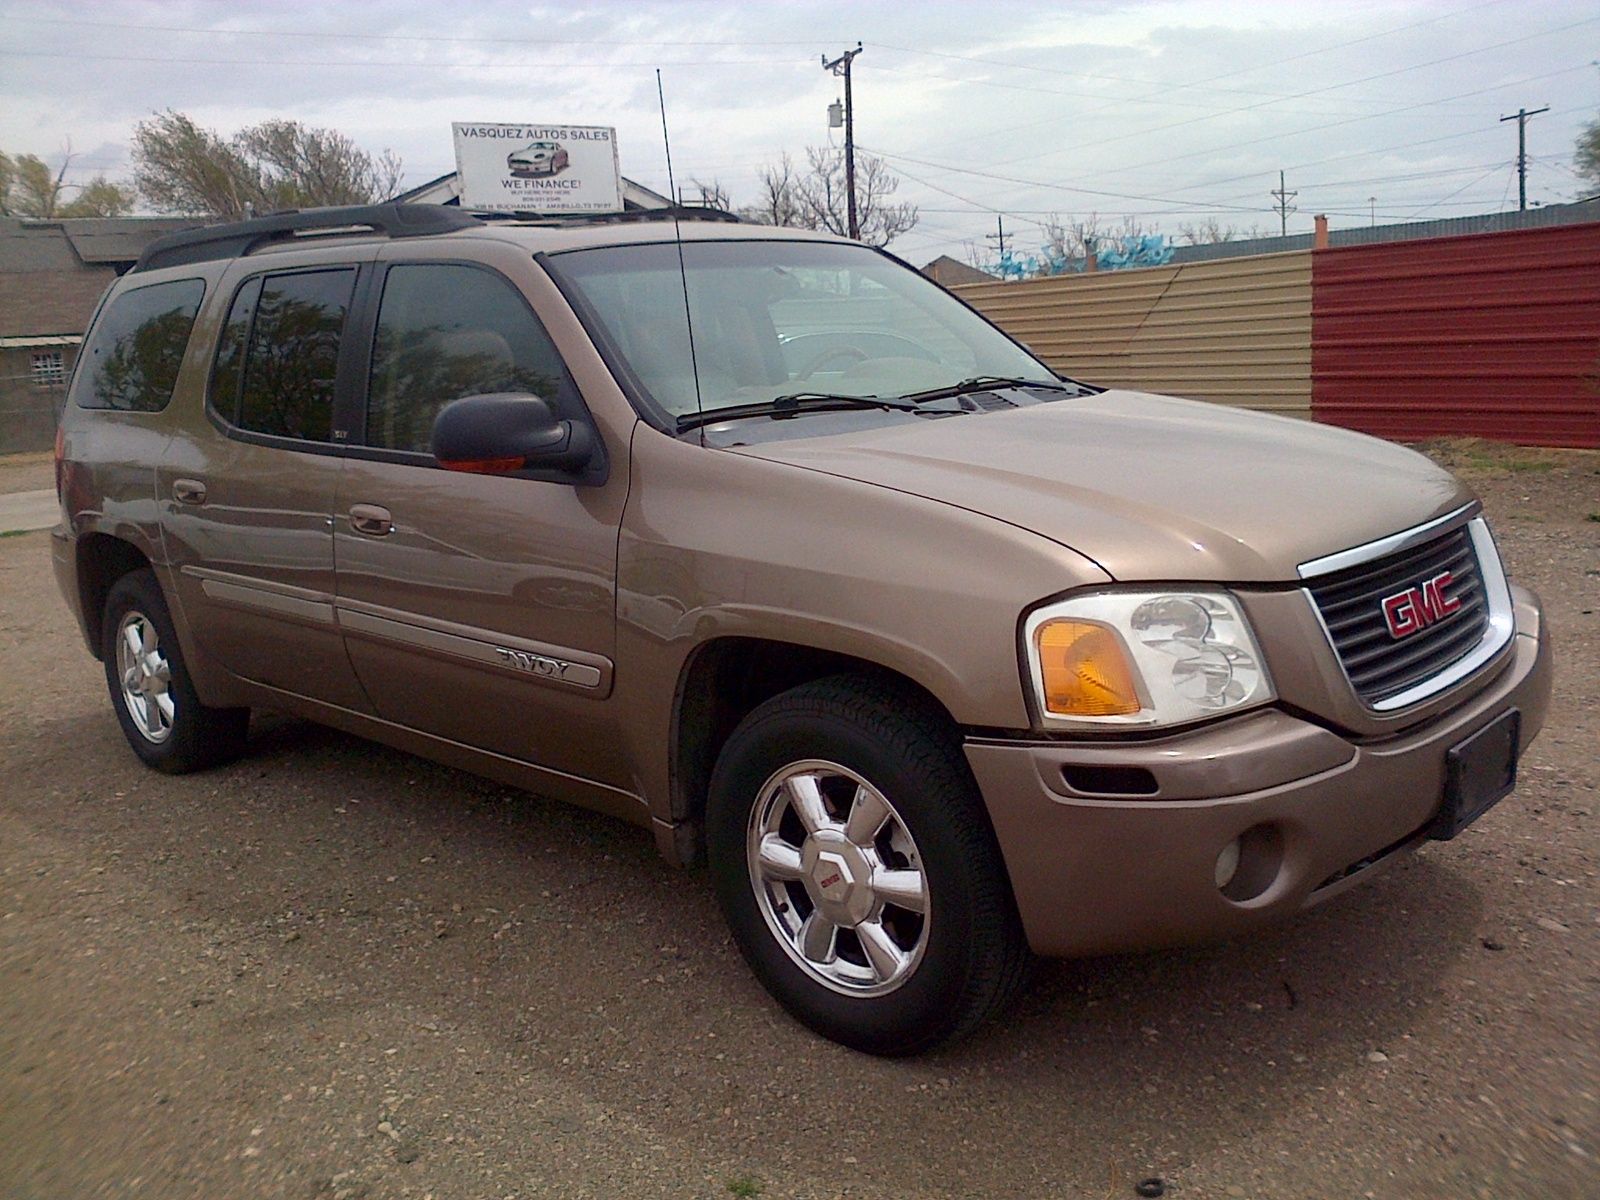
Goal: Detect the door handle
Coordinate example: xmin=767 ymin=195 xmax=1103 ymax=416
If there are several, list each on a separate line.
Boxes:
xmin=349 ymin=504 xmax=393 ymax=537
xmin=172 ymin=478 xmax=207 ymax=505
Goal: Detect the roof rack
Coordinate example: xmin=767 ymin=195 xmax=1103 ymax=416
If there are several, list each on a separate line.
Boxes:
xmin=130 ymin=202 xmax=746 ymax=274
xmin=131 ymin=204 xmax=482 ymax=273
xmin=463 ymin=205 xmax=743 ymax=227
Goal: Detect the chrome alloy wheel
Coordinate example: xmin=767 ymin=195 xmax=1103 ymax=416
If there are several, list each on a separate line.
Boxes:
xmin=115 ymin=610 xmax=174 ymax=744
xmin=747 ymin=760 xmax=930 ymax=996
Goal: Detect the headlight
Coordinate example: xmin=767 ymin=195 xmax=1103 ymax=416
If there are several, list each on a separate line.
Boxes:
xmin=1023 ymin=590 xmax=1274 ymax=729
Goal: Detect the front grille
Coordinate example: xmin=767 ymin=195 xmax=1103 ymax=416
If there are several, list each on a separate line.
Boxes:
xmin=1306 ymin=526 xmax=1489 ymax=706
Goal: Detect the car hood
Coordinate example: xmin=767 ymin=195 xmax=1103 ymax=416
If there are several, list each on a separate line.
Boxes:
xmin=732 ymin=390 xmax=1475 ymax=582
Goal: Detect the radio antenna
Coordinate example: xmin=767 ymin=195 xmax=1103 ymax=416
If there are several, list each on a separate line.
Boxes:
xmin=656 ymin=69 xmax=706 ymax=439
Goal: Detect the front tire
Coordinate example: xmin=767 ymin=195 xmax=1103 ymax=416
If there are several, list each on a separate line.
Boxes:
xmin=101 ymin=569 xmax=248 ymax=773
xmin=706 ymin=675 xmax=1030 ymax=1055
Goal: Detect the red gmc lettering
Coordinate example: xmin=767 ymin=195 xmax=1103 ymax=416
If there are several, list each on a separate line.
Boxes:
xmin=1418 ymin=571 xmax=1461 ymax=622
xmin=1381 ymin=571 xmax=1461 ymax=639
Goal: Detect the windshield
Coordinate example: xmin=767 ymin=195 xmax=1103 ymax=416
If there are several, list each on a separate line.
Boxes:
xmin=549 ymin=239 xmax=1055 ymax=422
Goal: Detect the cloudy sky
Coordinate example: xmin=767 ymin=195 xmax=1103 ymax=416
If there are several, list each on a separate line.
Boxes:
xmin=2 ymin=0 xmax=1596 ymax=263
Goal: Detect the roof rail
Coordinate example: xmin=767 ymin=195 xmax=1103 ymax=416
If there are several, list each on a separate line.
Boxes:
xmin=131 ymin=204 xmax=482 ymax=273
xmin=464 ymin=204 xmax=743 ymax=227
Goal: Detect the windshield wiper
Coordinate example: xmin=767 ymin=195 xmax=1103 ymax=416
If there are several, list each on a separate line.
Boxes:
xmin=676 ymin=392 xmax=960 ymax=432
xmin=898 ymin=375 xmax=1081 ymax=403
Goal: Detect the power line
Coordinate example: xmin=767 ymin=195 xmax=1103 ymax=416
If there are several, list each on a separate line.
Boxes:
xmin=0 ymin=47 xmax=804 ymax=69
xmin=1 ymin=14 xmax=835 ymax=48
xmin=1270 ymin=171 xmax=1298 ymax=237
xmin=869 ymin=0 xmax=1504 ymax=105
xmin=957 ymin=62 xmax=1592 ymax=212
xmin=1154 ymin=106 xmax=1582 ymax=200
xmin=1499 ymin=105 xmax=1550 ymax=210
xmin=877 ymin=0 xmax=1510 ymax=157
xmin=1410 ymin=162 xmax=1511 ymax=218
xmin=822 ymin=43 xmax=865 ymax=240
xmin=861 ymin=144 xmax=1281 ymax=215
xmin=984 ymin=217 xmax=1009 ymax=262
xmin=863 ymin=58 xmax=1460 ymax=121
xmin=986 ymin=16 xmax=1599 ymax=172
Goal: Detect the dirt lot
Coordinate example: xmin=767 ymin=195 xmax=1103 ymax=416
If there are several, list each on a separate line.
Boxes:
xmin=1 ymin=441 xmax=1596 ymax=1200
xmin=0 ymin=450 xmax=52 ymax=496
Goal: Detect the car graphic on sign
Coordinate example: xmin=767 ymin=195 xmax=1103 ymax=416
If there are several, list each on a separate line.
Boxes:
xmin=507 ymin=141 xmax=570 ymax=178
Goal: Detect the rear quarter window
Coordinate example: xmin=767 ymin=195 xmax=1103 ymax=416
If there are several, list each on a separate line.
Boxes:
xmin=208 ymin=268 xmax=355 ymax=442
xmin=70 ymin=278 xmax=206 ymax=412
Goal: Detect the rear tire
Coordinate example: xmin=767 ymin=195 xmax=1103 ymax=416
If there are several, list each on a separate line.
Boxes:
xmin=706 ymin=674 xmax=1031 ymax=1055
xmin=101 ymin=569 xmax=248 ymax=773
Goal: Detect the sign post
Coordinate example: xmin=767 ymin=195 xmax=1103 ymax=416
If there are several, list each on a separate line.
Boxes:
xmin=451 ymin=123 xmax=623 ymax=214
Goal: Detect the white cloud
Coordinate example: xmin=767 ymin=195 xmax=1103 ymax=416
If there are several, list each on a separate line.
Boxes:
xmin=2 ymin=0 xmax=1595 ymax=260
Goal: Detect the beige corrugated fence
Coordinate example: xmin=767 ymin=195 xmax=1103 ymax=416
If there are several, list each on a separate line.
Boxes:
xmin=953 ymin=250 xmax=1314 ymax=417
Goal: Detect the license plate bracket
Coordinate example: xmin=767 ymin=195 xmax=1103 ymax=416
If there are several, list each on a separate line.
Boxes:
xmin=1431 ymin=708 xmax=1521 ymax=841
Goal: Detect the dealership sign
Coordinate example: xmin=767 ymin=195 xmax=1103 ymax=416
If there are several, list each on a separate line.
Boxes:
xmin=451 ymin=123 xmax=623 ymax=214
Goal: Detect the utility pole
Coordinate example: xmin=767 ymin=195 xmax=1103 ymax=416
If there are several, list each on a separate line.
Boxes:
xmin=1270 ymin=170 xmax=1297 ymax=238
xmin=823 ymin=43 xmax=864 ymax=239
xmin=1499 ymin=105 xmax=1549 ymax=211
xmin=984 ymin=216 xmax=1008 ymax=264
xmin=1369 ymin=196 xmax=1376 ymax=227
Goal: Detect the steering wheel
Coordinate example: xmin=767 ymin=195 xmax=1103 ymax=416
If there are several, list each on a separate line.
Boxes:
xmin=793 ymin=347 xmax=869 ymax=381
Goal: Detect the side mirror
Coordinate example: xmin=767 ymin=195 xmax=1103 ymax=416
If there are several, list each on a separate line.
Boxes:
xmin=431 ymin=393 xmax=596 ymax=475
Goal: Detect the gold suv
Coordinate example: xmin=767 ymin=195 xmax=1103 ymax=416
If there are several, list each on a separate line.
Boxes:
xmin=53 ymin=204 xmax=1551 ymax=1054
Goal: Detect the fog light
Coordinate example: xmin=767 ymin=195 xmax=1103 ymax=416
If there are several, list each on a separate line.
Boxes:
xmin=1214 ymin=838 xmax=1242 ymax=889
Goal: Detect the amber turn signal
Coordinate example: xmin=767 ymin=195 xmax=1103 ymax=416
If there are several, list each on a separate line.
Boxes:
xmin=1034 ymin=620 xmax=1142 ymax=717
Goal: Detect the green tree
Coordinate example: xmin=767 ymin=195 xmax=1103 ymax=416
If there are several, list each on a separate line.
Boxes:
xmin=1576 ymin=115 xmax=1600 ymax=196
xmin=0 ymin=147 xmax=134 ymax=217
xmin=131 ymin=110 xmax=403 ymax=218
xmin=60 ymin=177 xmax=137 ymax=217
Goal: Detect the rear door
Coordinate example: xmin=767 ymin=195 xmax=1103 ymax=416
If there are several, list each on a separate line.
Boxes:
xmin=157 ymin=256 xmax=373 ymax=711
xmin=331 ymin=245 xmax=630 ymax=784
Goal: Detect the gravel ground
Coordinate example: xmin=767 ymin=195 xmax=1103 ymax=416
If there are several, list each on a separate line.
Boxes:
xmin=1 ymin=441 xmax=1595 ymax=1200
xmin=0 ymin=451 xmax=52 ymax=496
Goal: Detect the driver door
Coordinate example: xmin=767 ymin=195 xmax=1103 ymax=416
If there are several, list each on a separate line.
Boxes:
xmin=331 ymin=250 xmax=630 ymax=787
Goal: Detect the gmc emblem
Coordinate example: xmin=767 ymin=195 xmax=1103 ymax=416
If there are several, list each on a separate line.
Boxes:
xmin=1381 ymin=571 xmax=1461 ymax=639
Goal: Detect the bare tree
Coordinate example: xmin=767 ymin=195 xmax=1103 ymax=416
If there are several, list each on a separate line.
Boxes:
xmin=743 ymin=154 xmax=806 ymax=228
xmin=1177 ymin=217 xmax=1268 ymax=245
xmin=687 ymin=178 xmax=732 ymax=210
xmin=1038 ymin=212 xmax=1124 ymax=265
xmin=132 ymin=110 xmax=403 ymax=218
xmin=740 ymin=147 xmax=917 ymax=247
xmin=1178 ymin=217 xmax=1237 ymax=245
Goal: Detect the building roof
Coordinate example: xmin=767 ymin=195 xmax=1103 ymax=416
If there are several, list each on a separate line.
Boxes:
xmin=1 ymin=216 xmax=206 ymax=273
xmin=0 ymin=217 xmax=84 ymax=272
xmin=921 ymin=255 xmax=997 ymax=285
xmin=0 ymin=216 xmax=209 ymax=338
xmin=0 ymin=267 xmax=114 ymax=338
xmin=58 ymin=217 xmax=207 ymax=264
xmin=1169 ymin=197 xmax=1600 ymax=264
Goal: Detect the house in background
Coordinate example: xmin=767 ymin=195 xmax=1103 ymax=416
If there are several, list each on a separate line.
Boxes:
xmin=0 ymin=216 xmax=202 ymax=453
xmin=920 ymin=255 xmax=997 ymax=286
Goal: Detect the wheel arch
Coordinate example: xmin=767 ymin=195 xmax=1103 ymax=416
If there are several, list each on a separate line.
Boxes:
xmin=75 ymin=533 xmax=155 ymax=660
xmin=668 ymin=635 xmax=967 ymax=863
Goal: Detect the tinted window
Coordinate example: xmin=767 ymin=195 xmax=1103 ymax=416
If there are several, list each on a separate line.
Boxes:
xmin=236 ymin=269 xmax=355 ymax=441
xmin=71 ymin=278 xmax=205 ymax=412
xmin=209 ymin=276 xmax=261 ymax=423
xmin=367 ymin=264 xmax=570 ymax=454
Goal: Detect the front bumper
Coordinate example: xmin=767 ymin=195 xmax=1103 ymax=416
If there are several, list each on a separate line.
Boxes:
xmin=967 ymin=585 xmax=1552 ymax=958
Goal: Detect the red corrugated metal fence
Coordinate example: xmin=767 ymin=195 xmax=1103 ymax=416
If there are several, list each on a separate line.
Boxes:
xmin=1311 ymin=223 xmax=1600 ymax=448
